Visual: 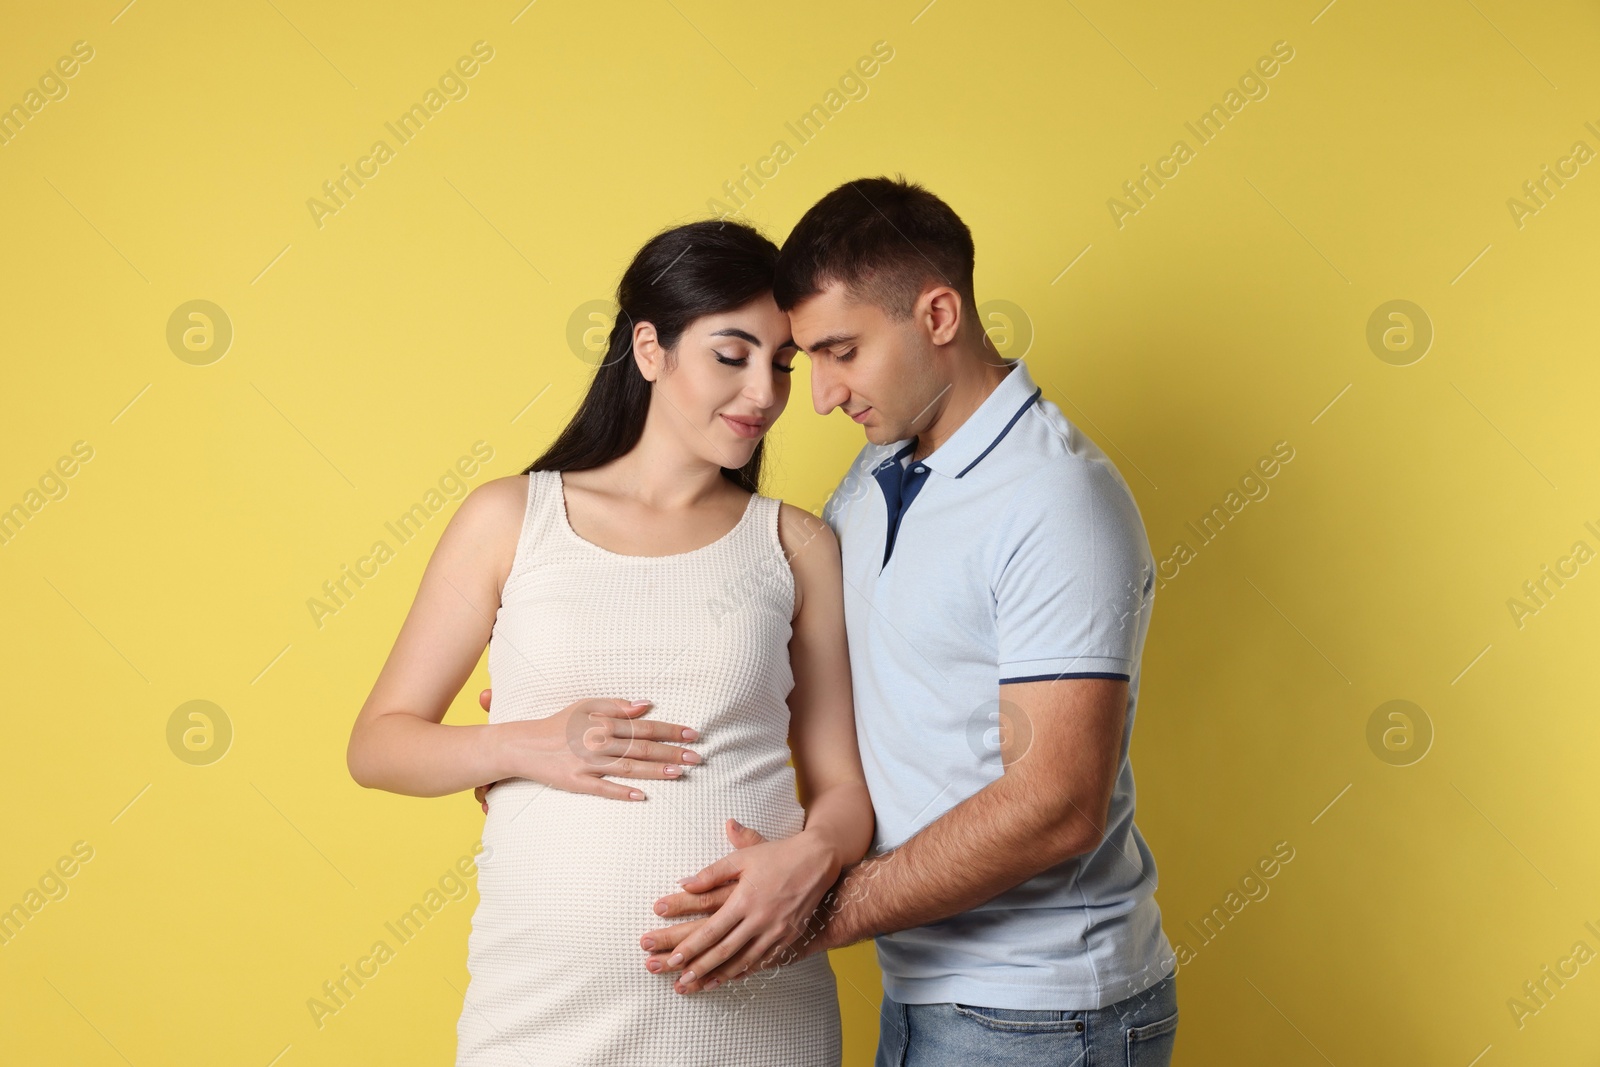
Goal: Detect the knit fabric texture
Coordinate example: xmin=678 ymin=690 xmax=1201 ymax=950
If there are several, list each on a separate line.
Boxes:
xmin=457 ymin=469 xmax=841 ymax=1066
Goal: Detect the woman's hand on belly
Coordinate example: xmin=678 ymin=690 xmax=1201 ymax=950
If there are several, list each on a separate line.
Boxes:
xmin=477 ymin=692 xmax=703 ymax=803
xmin=639 ymin=818 xmax=840 ymax=994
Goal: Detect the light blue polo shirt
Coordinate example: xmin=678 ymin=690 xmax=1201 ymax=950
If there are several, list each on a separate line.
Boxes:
xmin=821 ymin=357 xmax=1176 ymax=1011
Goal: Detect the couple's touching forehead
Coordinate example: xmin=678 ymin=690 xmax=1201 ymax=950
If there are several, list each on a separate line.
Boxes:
xmin=620 ymin=176 xmax=1009 ymax=481
xmin=350 ymin=174 xmax=1177 ymax=1067
xmin=681 ymin=266 xmax=985 ymax=450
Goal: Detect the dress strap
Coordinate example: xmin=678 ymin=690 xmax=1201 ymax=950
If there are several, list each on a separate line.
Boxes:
xmin=502 ymin=470 xmax=558 ymax=591
xmin=758 ymin=493 xmax=786 ymax=562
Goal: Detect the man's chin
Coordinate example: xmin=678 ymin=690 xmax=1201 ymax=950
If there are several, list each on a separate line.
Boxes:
xmin=865 ymin=426 xmax=900 ymax=445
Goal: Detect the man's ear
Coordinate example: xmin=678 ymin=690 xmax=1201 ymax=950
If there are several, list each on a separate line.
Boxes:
xmin=920 ymin=286 xmax=963 ymax=347
xmin=633 ymin=320 xmax=664 ymax=381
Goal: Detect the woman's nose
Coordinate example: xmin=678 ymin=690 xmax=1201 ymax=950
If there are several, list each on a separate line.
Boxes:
xmin=745 ymin=374 xmax=776 ymax=408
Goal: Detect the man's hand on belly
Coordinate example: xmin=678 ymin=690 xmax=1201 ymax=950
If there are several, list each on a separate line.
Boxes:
xmin=639 ymin=819 xmax=837 ymax=994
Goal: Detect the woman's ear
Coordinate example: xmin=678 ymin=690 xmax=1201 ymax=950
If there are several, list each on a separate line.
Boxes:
xmin=633 ymin=321 xmax=663 ymax=381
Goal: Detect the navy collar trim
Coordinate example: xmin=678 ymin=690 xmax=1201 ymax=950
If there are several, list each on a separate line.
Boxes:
xmin=955 ymin=387 xmax=1041 ymax=478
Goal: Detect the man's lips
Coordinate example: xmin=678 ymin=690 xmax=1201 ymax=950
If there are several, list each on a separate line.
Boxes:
xmin=849 ymin=406 xmax=872 ymax=423
xmin=720 ymin=414 xmax=766 ymax=439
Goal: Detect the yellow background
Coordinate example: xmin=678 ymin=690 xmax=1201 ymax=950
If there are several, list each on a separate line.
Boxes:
xmin=3 ymin=0 xmax=1598 ymax=1063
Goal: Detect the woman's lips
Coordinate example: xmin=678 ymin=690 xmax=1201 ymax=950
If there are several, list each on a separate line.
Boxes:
xmin=720 ymin=414 xmax=766 ymax=439
xmin=850 ymin=406 xmax=872 ymax=423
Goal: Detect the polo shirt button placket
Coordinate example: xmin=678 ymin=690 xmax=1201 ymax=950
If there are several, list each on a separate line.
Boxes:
xmin=876 ymin=452 xmax=933 ymax=571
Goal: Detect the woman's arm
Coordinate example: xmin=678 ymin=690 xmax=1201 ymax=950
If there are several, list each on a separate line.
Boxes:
xmin=346 ymin=475 xmax=701 ymax=800
xmin=781 ymin=503 xmax=874 ymax=871
xmin=637 ymin=503 xmax=874 ymax=991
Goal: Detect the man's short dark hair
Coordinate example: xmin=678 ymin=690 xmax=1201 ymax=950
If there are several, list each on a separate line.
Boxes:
xmin=773 ymin=175 xmax=976 ymax=321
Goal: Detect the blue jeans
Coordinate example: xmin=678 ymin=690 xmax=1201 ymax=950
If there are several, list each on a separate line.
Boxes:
xmin=873 ymin=971 xmax=1178 ymax=1067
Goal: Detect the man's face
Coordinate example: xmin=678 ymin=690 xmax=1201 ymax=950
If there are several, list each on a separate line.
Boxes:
xmin=788 ymin=281 xmax=946 ymax=446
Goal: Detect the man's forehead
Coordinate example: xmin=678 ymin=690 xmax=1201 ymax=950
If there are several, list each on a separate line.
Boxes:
xmin=789 ymin=282 xmax=871 ymax=351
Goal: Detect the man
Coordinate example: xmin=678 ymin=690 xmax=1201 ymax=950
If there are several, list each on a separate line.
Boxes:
xmin=648 ymin=175 xmax=1180 ymax=1065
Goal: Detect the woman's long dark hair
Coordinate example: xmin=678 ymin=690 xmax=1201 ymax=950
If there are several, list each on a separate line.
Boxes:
xmin=523 ymin=219 xmax=780 ymax=493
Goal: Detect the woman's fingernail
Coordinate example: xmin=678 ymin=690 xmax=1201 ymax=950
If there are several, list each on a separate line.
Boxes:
xmin=682 ymin=751 xmax=701 ymax=764
xmin=705 ymin=978 xmax=721 ymax=990
xmin=647 ymin=960 xmax=661 ymax=972
xmin=683 ymin=971 xmax=695 ymax=984
xmin=682 ymin=728 xmax=698 ymax=740
xmin=655 ymin=901 xmax=668 ymax=915
xmin=630 ymin=791 xmax=645 ymax=800
xmin=668 ymin=953 xmax=683 ymax=967
xmin=663 ymin=765 xmax=680 ymax=777
xmin=641 ymin=937 xmax=655 ymax=950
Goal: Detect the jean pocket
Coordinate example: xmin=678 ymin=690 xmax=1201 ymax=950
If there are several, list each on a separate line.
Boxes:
xmin=1125 ymin=1008 xmax=1179 ymax=1066
xmin=951 ymin=1003 xmax=1086 ymax=1034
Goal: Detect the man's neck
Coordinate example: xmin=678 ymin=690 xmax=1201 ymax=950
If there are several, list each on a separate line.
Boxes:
xmin=910 ymin=354 xmax=1015 ymax=462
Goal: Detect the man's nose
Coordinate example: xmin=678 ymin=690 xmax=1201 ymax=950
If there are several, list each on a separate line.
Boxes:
xmin=810 ymin=361 xmax=847 ymax=415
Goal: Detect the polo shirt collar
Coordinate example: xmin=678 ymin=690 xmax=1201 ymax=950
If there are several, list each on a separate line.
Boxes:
xmin=899 ymin=358 xmax=1043 ymax=479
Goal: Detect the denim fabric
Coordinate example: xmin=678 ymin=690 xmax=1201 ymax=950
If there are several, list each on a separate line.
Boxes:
xmin=873 ymin=971 xmax=1178 ymax=1067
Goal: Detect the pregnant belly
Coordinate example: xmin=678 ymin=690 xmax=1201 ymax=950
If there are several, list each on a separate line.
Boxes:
xmin=473 ymin=775 xmax=807 ymax=963
xmin=458 ymin=776 xmax=842 ymax=1065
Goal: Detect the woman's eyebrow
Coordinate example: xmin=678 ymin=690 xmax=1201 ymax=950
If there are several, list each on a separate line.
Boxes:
xmin=711 ymin=326 xmax=799 ymax=353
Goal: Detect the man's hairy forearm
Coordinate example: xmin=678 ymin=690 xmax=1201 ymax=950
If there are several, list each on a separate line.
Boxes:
xmin=814 ymin=773 xmax=1093 ymax=951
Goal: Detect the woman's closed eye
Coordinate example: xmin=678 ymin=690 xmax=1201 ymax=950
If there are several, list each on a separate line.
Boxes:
xmin=716 ymin=352 xmax=795 ymax=374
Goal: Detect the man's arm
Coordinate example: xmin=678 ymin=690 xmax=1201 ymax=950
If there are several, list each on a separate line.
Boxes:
xmin=810 ymin=674 xmax=1127 ymax=951
xmin=646 ymin=674 xmax=1129 ymax=989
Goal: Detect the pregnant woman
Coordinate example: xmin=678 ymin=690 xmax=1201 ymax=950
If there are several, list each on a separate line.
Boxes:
xmin=345 ymin=219 xmax=873 ymax=1065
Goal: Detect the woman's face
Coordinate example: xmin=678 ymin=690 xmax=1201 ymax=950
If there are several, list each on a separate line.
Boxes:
xmin=635 ymin=293 xmax=797 ymax=470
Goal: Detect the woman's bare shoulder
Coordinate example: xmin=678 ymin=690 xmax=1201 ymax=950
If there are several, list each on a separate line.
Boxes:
xmin=445 ymin=474 xmax=533 ymax=588
xmin=456 ymin=473 xmax=531 ymax=530
xmin=775 ymin=502 xmax=841 ymax=622
xmin=775 ymin=501 xmax=838 ymax=564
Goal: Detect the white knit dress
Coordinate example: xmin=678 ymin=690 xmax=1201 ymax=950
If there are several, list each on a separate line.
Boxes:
xmin=457 ymin=469 xmax=841 ymax=1067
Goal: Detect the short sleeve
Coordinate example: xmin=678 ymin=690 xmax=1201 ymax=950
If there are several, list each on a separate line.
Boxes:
xmin=993 ymin=461 xmax=1155 ymax=684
